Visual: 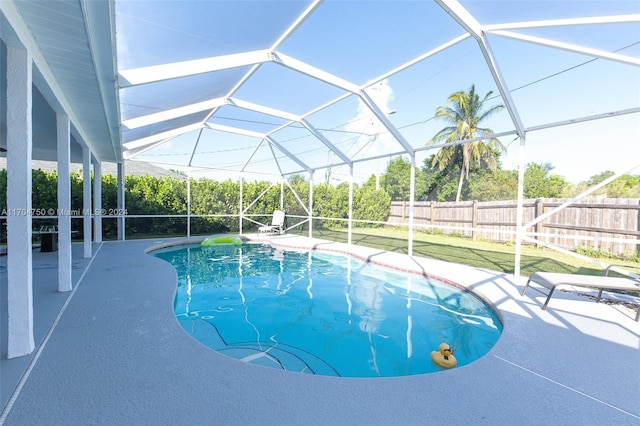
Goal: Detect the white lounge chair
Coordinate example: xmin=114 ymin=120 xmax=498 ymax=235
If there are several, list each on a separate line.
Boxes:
xmin=258 ymin=210 xmax=286 ymax=235
xmin=521 ymin=266 xmax=640 ymax=321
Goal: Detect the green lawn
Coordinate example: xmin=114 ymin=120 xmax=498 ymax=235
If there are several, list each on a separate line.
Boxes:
xmin=290 ymin=226 xmax=640 ymax=278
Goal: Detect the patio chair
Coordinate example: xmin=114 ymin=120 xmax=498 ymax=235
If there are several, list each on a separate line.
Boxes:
xmin=521 ymin=265 xmax=640 ymax=321
xmin=258 ymin=210 xmax=286 ymax=235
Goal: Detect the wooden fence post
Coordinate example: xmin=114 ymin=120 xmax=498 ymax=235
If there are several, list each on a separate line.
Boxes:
xmin=430 ymin=202 xmax=436 ymax=227
xmin=534 ymin=198 xmax=544 ymax=247
xmin=637 ymin=199 xmax=640 ymax=256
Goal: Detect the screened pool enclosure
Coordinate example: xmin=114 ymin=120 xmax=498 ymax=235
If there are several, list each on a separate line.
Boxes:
xmin=1 ymin=1 xmax=639 ymax=358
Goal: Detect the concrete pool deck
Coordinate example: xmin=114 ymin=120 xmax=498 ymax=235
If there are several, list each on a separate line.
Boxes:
xmin=1 ymin=235 xmax=639 ymax=425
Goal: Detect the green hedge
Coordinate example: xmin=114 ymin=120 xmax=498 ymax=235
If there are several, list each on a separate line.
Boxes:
xmin=0 ymin=170 xmax=391 ymax=240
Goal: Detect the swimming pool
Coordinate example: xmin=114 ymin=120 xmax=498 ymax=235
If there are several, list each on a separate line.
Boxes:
xmin=153 ymin=242 xmax=503 ymax=377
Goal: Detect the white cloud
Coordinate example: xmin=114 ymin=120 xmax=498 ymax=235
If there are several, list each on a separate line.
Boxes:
xmin=343 ymin=79 xmax=398 ymax=161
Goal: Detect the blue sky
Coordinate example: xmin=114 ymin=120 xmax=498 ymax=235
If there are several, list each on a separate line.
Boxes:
xmin=115 ymin=0 xmax=640 ymax=184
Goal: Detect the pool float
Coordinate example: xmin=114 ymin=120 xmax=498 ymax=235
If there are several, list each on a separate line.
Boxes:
xmin=430 ymin=342 xmax=457 ymax=368
xmin=201 ymin=234 xmax=243 ymax=247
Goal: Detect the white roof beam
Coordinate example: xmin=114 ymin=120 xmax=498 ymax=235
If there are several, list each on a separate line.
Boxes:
xmin=265 ymin=93 xmax=352 ymax=137
xmin=118 ymin=49 xmax=273 ymax=87
xmin=301 ymin=93 xmax=352 ymax=121
xmin=273 ymin=52 xmax=360 ymax=93
xmin=480 ymin=37 xmax=526 ymax=136
xmin=271 ymin=0 xmax=324 ymax=50
xmin=417 ymin=108 xmax=640 ymax=155
xmin=229 ymin=98 xmax=301 ymax=121
xmin=207 ymin=63 xmax=262 ymax=126
xmin=436 ymin=0 xmax=483 ymax=37
xmin=241 ymin=139 xmax=268 ymax=172
xmin=300 ymin=119 xmax=352 ymax=167
xmin=122 ymin=96 xmax=303 ymax=139
xmin=209 ymin=45 xmax=295 ymax=124
xmin=420 ymin=129 xmax=519 ymax=153
xmin=289 ymin=34 xmax=470 ymax=132
xmin=267 ymin=143 xmax=286 ymax=177
xmin=437 ymin=0 xmax=526 ymax=137
xmin=122 ymin=138 xmax=173 ymax=160
xmin=188 ymin=128 xmax=205 ymax=167
xmin=225 ymin=63 xmax=261 ymax=98
xmin=373 ymin=33 xmax=471 ymax=84
xmin=123 ymin=123 xmax=202 ymax=150
xmin=265 ymin=120 xmax=298 ymax=138
xmin=122 ymin=97 xmax=228 ymax=130
xmin=265 ymin=137 xmax=312 ymax=174
xmin=205 ymin=123 xmax=266 ymax=139
xmin=81 ymin=0 xmax=122 ymax=160
xmin=282 ymin=35 xmax=470 ymax=133
xmin=358 ymin=89 xmax=415 ymax=156
xmin=525 ymin=107 xmax=640 ymax=133
xmin=484 ymin=14 xmax=640 ymax=31
xmin=286 ymin=35 xmax=471 ymax=137
xmin=488 ymin=30 xmax=640 ymax=67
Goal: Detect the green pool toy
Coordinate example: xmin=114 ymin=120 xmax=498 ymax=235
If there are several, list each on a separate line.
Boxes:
xmin=201 ymin=234 xmax=243 ymax=247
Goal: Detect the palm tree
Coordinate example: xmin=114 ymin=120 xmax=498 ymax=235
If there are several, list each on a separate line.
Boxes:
xmin=427 ymin=85 xmax=505 ymax=202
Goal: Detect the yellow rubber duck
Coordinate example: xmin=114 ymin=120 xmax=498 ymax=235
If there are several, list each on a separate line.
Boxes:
xmin=430 ymin=342 xmax=457 ymax=368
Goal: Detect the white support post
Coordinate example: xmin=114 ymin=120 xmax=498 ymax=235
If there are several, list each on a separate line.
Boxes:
xmin=514 ymin=135 xmax=526 ymax=277
xmin=6 ymin=45 xmax=34 ymax=358
xmin=239 ymin=176 xmax=243 ymax=234
xmin=117 ymin=162 xmax=125 ymax=240
xmin=408 ymin=155 xmax=416 ymax=256
xmin=348 ymin=165 xmax=354 ymax=245
xmin=308 ymin=171 xmax=314 ymax=238
xmin=280 ymin=180 xmax=284 ymax=210
xmin=93 ymin=160 xmax=102 ymax=243
xmin=57 ymin=113 xmax=72 ymax=292
xmin=82 ymin=148 xmax=92 ymax=258
xmin=186 ymin=169 xmax=191 ymax=238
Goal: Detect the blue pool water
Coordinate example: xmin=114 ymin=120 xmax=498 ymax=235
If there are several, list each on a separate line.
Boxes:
xmin=153 ymin=242 xmax=502 ymax=377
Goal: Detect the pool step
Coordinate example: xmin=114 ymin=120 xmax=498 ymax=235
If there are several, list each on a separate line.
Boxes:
xmin=220 ymin=342 xmax=340 ymax=376
xmin=177 ymin=316 xmax=340 ymax=376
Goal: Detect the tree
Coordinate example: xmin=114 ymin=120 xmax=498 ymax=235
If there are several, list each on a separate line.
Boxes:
xmin=427 ymin=84 xmax=505 ymax=202
xmin=524 ymin=162 xmax=569 ymax=198
xmin=353 ymin=185 xmax=391 ymax=227
xmin=380 ymin=157 xmax=426 ymax=201
xmin=574 ymin=171 xmax=640 ymax=198
xmin=466 ymin=169 xmax=517 ymax=201
xmin=314 ymin=182 xmax=351 ymax=228
xmin=422 ymin=154 xmax=477 ymax=201
xmin=284 ymin=174 xmax=310 ymax=217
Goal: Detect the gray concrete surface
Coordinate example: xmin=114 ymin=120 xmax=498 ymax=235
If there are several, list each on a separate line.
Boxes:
xmin=1 ymin=236 xmax=639 ymax=425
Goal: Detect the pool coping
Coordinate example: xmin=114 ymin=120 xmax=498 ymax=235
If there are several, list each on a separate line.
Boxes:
xmin=149 ymin=235 xmax=504 ymax=375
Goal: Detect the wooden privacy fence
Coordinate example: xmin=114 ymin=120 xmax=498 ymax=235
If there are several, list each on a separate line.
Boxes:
xmin=388 ymin=197 xmax=640 ymax=256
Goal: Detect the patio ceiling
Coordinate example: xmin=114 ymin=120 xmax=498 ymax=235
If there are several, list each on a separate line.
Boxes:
xmin=1 ymin=0 xmax=639 ymax=176
xmin=1 ymin=0 xmax=120 ymax=162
